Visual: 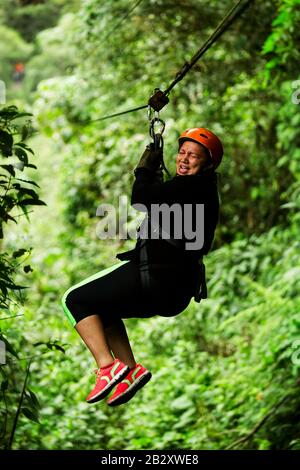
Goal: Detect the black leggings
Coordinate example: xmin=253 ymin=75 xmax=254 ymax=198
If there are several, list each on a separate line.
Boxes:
xmin=61 ymin=260 xmax=196 ymax=328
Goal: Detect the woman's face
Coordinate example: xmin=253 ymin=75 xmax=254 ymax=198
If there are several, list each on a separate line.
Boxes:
xmin=176 ymin=140 xmax=209 ymax=176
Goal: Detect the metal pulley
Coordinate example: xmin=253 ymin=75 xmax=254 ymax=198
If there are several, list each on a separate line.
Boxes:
xmin=148 ymin=88 xmax=169 ymax=112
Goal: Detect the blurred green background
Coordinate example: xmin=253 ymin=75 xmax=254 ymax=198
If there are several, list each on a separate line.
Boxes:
xmin=0 ymin=0 xmax=300 ymax=450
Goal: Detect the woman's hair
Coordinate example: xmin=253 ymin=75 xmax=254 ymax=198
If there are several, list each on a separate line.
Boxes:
xmin=200 ymin=146 xmax=214 ymax=173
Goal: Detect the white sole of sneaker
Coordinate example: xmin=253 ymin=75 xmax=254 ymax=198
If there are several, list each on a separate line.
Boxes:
xmin=86 ymin=365 xmax=130 ymax=404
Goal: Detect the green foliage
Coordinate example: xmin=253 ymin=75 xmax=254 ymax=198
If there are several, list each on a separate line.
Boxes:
xmin=23 ymin=13 xmax=79 ymax=95
xmin=0 ymin=104 xmax=43 ymax=317
xmin=262 ymin=0 xmax=300 ymax=82
xmin=1 ymin=0 xmax=300 ymax=451
xmin=1 ymin=0 xmax=80 ymax=42
xmin=0 ymin=104 xmax=63 ymax=449
xmin=0 ymin=105 xmax=46 ymax=237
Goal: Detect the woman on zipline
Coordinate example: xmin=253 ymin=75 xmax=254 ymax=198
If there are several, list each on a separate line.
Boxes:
xmin=61 ymin=127 xmax=223 ymax=406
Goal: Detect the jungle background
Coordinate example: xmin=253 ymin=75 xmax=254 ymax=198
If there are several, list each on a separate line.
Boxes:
xmin=0 ymin=0 xmax=300 ymax=450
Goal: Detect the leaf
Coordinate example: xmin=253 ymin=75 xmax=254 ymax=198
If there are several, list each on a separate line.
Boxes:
xmin=19 ymin=198 xmax=47 ymax=206
xmin=52 ymin=344 xmax=66 ymax=354
xmin=18 ymin=187 xmax=39 ymax=199
xmin=21 ymin=407 xmax=40 ymax=424
xmin=21 ymin=125 xmax=29 ymax=141
xmin=6 ymin=214 xmax=17 ymax=224
xmin=262 ymin=36 xmax=275 ymax=55
xmin=15 ymin=178 xmax=40 ymax=188
xmin=27 ymin=389 xmax=41 ymax=410
xmin=10 ymin=112 xmax=33 ymax=120
xmin=43 ymin=341 xmax=66 ymax=354
xmin=171 ymin=395 xmax=194 ymax=411
xmin=4 ymin=283 xmax=29 ymax=290
xmin=14 ymin=146 xmax=28 ymax=165
xmin=0 ymin=284 xmax=7 ymax=296
xmin=0 ymin=105 xmax=18 ymax=118
xmin=15 ymin=143 xmax=34 ymax=155
xmin=266 ymin=58 xmax=279 ymax=70
xmin=0 ymin=165 xmax=15 ymax=177
xmin=12 ymin=248 xmax=27 ymax=258
xmin=0 ymin=129 xmax=13 ymax=157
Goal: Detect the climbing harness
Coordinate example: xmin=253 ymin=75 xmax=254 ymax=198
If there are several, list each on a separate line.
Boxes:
xmin=132 ymin=212 xmax=208 ymax=304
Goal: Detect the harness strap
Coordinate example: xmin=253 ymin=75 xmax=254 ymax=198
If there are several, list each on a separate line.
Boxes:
xmin=138 ymin=240 xmax=207 ymax=303
xmin=118 ymin=215 xmax=208 ymax=303
xmin=194 ymin=260 xmax=207 ymax=302
xmin=138 ymin=238 xmax=152 ymax=297
xmin=149 ymin=214 xmax=208 ymax=302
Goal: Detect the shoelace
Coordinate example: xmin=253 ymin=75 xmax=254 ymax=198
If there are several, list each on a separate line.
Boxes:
xmin=93 ymin=368 xmax=107 ymax=377
xmin=93 ymin=361 xmax=116 ymax=377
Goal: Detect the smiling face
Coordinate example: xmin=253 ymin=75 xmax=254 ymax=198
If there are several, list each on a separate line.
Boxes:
xmin=176 ymin=140 xmax=210 ymax=176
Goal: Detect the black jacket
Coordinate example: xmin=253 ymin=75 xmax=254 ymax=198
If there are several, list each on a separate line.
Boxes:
xmin=116 ymin=167 xmax=219 ymax=268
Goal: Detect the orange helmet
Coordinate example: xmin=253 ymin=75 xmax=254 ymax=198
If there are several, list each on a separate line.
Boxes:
xmin=178 ymin=127 xmax=223 ymax=168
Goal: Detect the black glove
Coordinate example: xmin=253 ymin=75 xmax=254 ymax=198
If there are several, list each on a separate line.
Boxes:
xmin=135 ymin=143 xmax=163 ymax=172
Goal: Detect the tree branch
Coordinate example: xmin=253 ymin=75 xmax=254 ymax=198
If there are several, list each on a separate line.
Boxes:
xmin=225 ymin=395 xmax=289 ymax=450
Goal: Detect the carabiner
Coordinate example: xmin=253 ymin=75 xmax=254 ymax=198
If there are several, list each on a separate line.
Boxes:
xmin=149 ymin=116 xmax=165 ymax=152
xmin=149 ymin=116 xmax=165 ymax=141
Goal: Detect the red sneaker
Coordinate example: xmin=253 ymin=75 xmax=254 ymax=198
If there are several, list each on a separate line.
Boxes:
xmin=107 ymin=363 xmax=152 ymax=407
xmin=86 ymin=359 xmax=130 ymax=403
